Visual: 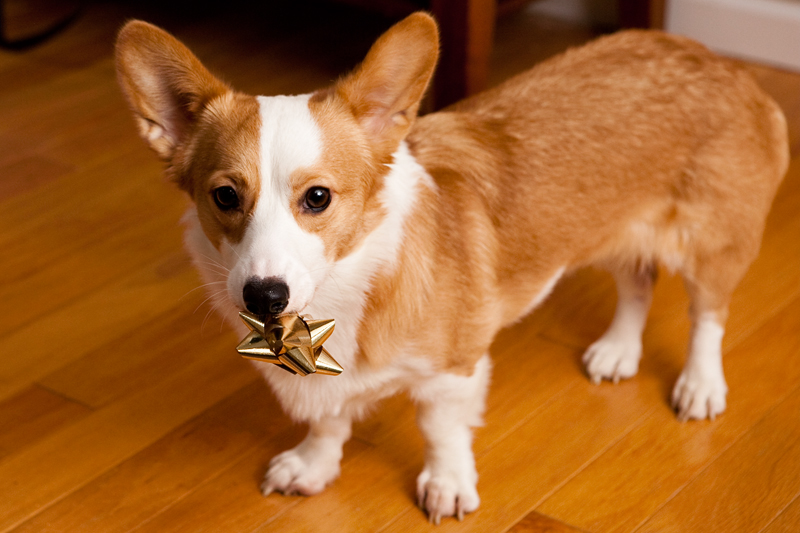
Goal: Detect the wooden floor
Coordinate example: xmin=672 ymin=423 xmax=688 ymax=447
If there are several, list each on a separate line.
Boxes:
xmin=1 ymin=2 xmax=799 ymax=531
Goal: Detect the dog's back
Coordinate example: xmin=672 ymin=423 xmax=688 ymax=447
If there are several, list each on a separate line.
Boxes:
xmin=408 ymin=30 xmax=788 ymax=325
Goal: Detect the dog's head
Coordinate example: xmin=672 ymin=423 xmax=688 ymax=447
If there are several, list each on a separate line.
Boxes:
xmin=115 ymin=14 xmax=438 ymax=317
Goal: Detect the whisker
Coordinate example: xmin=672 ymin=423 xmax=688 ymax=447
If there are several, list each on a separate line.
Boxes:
xmin=225 ymin=241 xmax=242 ymax=260
xmin=193 ymin=288 xmax=227 ymax=316
xmin=180 ymin=281 xmax=227 ymax=302
xmin=194 ymin=258 xmax=231 ymax=275
xmin=195 ymin=253 xmax=231 ymax=271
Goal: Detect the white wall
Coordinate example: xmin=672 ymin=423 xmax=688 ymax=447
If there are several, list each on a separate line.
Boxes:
xmin=666 ymin=0 xmax=800 ymax=71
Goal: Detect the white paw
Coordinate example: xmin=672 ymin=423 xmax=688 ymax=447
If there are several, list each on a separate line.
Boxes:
xmin=416 ymin=468 xmax=480 ymax=524
xmin=671 ymin=369 xmax=728 ymax=421
xmin=261 ymin=448 xmax=340 ymax=496
xmin=582 ymin=336 xmax=642 ymax=384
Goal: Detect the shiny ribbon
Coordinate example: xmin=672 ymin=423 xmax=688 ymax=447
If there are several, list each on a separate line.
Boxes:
xmin=236 ymin=311 xmax=342 ymax=376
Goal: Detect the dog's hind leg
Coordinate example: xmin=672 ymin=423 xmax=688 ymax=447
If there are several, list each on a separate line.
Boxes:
xmin=671 ymin=247 xmax=751 ymax=421
xmin=583 ymin=265 xmax=657 ymax=384
xmin=261 ymin=414 xmax=351 ymax=496
xmin=411 ymin=356 xmax=491 ymax=524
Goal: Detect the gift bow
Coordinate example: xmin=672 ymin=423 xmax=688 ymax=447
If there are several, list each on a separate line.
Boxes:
xmin=236 ymin=311 xmax=342 ymax=376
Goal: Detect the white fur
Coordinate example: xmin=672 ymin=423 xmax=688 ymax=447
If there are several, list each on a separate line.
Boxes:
xmin=583 ymin=268 xmax=654 ymax=384
xmin=412 ymin=355 xmax=491 ymax=523
xmin=672 ymin=313 xmax=728 ymax=420
xmin=226 ymin=95 xmax=328 ymax=314
xmin=261 ymin=414 xmax=352 ymax=496
xmin=183 ymin=95 xmax=328 ymax=327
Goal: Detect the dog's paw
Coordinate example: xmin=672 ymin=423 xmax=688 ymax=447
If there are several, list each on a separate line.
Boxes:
xmin=671 ymin=369 xmax=727 ymax=421
xmin=416 ymin=468 xmax=480 ymax=524
xmin=582 ymin=336 xmax=642 ymax=385
xmin=261 ymin=448 xmax=340 ymax=497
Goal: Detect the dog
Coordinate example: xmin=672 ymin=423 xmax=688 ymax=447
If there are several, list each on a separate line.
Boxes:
xmin=115 ymin=13 xmax=788 ymax=523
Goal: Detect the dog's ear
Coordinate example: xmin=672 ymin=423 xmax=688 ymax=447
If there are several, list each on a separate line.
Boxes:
xmin=333 ymin=12 xmax=439 ymax=156
xmin=115 ymin=20 xmax=230 ymax=161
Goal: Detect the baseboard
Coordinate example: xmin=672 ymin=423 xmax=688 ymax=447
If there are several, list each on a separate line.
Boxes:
xmin=666 ymin=0 xmax=800 ymax=71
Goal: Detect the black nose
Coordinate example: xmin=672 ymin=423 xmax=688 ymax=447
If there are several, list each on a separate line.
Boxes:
xmin=243 ymin=277 xmax=290 ymax=316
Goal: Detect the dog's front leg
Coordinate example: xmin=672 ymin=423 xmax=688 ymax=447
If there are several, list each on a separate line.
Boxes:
xmin=411 ymin=356 xmax=491 ymax=524
xmin=262 ymin=414 xmax=351 ymax=496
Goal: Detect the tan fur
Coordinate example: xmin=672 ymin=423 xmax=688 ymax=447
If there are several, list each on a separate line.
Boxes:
xmin=352 ymin=30 xmax=788 ymax=373
xmin=332 ymin=12 xmax=439 ymax=164
xmin=297 ymin=11 xmax=440 ymax=264
xmin=300 ymin=94 xmax=388 ymax=262
xmin=183 ymin=93 xmax=262 ymax=247
xmin=297 ymin=14 xmax=438 ymax=263
xmin=116 ymin=21 xmax=262 ymax=248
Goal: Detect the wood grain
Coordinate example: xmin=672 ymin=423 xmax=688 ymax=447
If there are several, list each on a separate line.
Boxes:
xmin=536 ymin=297 xmax=800 ymax=532
xmin=637 ymin=386 xmax=800 ymax=532
xmin=508 ymin=513 xmax=587 ymax=533
xmin=0 ymin=385 xmax=91 ymax=461
xmin=762 ymin=496 xmax=800 ymax=533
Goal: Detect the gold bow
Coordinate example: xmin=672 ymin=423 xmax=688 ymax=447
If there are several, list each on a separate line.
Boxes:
xmin=236 ymin=311 xmax=342 ymax=376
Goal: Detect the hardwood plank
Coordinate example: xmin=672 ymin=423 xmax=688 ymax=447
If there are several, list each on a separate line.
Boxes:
xmin=119 ymin=324 xmax=587 ymax=532
xmin=0 ymin=332 xmax=255 ymax=531
xmin=378 ymin=324 xmax=671 ymax=531
xmin=638 ymin=386 xmax=800 ymax=532
xmin=250 ymin=439 xmax=416 ymax=533
xmin=252 ymin=336 xmax=588 ymax=532
xmin=380 ymin=384 xmax=656 ymax=531
xmin=0 ymin=252 xmax=204 ymax=403
xmin=0 ymin=61 xmax=140 ymax=172
xmin=9 ymin=380 xmax=291 ymax=533
xmin=38 ymin=293 xmax=235 ymax=408
xmin=0 ymin=385 xmax=91 ymax=461
xmin=0 ymin=154 xmax=74 ymax=202
xmin=0 ymin=155 xmax=186 ymax=340
xmin=126 ymin=449 xmax=301 ymax=532
xmin=762 ymin=495 xmax=800 ymax=533
xmin=126 ymin=426 xmax=374 ymax=532
xmin=508 ymin=512 xmax=587 ymax=533
xmin=350 ymin=392 xmax=416 ymax=446
xmin=0 ymin=3 xmax=797 ymax=532
xmin=536 ymin=295 xmax=800 ymax=532
xmin=488 ymin=12 xmax=597 ymax=88
xmin=533 ymin=268 xmax=619 ymax=352
xmin=478 ymin=321 xmax=591 ymax=451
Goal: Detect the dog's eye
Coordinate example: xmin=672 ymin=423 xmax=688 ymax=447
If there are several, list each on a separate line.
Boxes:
xmin=213 ymin=186 xmax=239 ymax=211
xmin=304 ymin=187 xmax=331 ymax=212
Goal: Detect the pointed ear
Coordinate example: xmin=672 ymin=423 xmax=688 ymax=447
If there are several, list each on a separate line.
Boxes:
xmin=115 ymin=20 xmax=230 ymax=160
xmin=334 ymin=12 xmax=439 ymax=155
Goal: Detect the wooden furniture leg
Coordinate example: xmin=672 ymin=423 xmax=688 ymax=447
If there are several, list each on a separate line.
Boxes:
xmin=431 ymin=0 xmax=497 ymax=109
xmin=619 ymin=0 xmax=665 ymax=29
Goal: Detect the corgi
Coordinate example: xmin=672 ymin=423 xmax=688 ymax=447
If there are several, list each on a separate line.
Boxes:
xmin=115 ymin=13 xmax=788 ymax=523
